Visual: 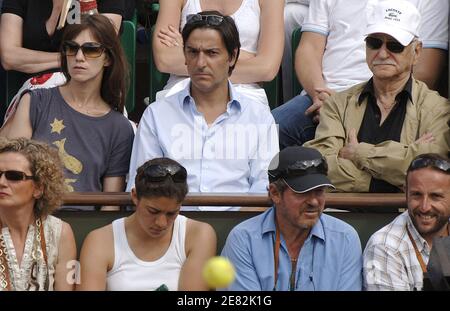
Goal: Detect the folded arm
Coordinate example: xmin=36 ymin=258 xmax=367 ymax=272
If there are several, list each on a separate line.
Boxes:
xmin=229 ymin=0 xmax=284 ymax=84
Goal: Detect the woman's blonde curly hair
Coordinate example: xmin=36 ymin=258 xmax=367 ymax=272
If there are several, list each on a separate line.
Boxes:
xmin=0 ymin=138 xmax=66 ymax=216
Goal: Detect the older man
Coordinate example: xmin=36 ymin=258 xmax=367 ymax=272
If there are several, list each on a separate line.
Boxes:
xmin=274 ymin=0 xmax=449 ymax=149
xmin=363 ymin=154 xmax=450 ymax=290
xmin=221 ymin=146 xmax=362 ymax=291
xmin=304 ymin=0 xmax=450 ymax=192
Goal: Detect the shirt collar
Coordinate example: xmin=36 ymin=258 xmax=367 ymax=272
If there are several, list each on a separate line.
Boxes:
xmin=406 ymin=212 xmax=430 ymax=253
xmin=262 ymin=206 xmax=326 ymax=242
xmin=165 ymin=79 xmax=243 ymax=113
xmin=358 ymin=76 xmax=414 ymax=105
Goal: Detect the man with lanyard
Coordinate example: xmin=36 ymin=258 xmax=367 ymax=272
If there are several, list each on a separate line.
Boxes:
xmin=304 ymin=0 xmax=450 ymax=193
xmin=221 ymin=146 xmax=362 ymax=290
xmin=364 ymin=154 xmax=450 ymax=291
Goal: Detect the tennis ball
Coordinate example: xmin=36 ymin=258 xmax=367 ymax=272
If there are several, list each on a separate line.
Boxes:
xmin=202 ymin=256 xmax=236 ymax=288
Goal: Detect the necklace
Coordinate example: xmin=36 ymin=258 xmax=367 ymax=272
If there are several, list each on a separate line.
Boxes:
xmin=0 ymin=218 xmax=48 ymax=291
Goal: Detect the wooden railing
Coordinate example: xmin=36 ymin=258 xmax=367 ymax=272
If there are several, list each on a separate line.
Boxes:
xmin=62 ymin=192 xmax=406 ymax=211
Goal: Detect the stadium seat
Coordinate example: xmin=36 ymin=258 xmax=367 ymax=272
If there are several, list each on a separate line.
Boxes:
xmin=120 ymin=20 xmax=136 ymax=113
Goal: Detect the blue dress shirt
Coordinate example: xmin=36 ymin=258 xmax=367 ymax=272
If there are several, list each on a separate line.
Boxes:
xmin=221 ymin=207 xmax=363 ymax=290
xmin=126 ymin=79 xmax=279 ymax=210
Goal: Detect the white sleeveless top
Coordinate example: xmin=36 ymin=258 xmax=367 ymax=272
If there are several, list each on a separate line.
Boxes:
xmin=0 ymin=215 xmax=62 ymax=291
xmin=106 ymin=215 xmax=187 ymax=291
xmin=180 ymin=0 xmax=260 ymax=53
xmin=162 ymin=0 xmax=268 ymax=106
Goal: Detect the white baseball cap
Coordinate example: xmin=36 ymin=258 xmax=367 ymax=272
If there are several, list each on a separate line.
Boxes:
xmin=365 ymin=0 xmax=421 ymax=46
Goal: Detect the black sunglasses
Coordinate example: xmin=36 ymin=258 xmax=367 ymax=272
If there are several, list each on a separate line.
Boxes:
xmin=186 ymin=14 xmax=224 ymax=26
xmin=144 ymin=164 xmax=187 ymax=183
xmin=0 ymin=170 xmax=34 ymax=182
xmin=409 ymin=156 xmax=450 ymax=173
xmin=269 ymin=158 xmax=328 ymax=180
xmin=62 ymin=41 xmax=106 ymax=58
xmin=365 ymin=36 xmax=407 ymax=53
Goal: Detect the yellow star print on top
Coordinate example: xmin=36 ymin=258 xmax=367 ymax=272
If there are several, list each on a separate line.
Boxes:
xmin=50 ymin=118 xmax=66 ymax=134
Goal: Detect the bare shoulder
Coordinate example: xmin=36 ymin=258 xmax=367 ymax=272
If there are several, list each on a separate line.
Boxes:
xmin=185 ymin=219 xmax=217 ymax=253
xmin=186 ymin=218 xmax=216 ymax=239
xmin=83 ymin=224 xmax=114 ymax=248
xmin=60 ymin=220 xmax=76 ymax=241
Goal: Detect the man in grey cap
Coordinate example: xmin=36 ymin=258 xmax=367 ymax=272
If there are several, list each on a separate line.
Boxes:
xmin=305 ymin=0 xmax=450 ymax=193
xmin=221 ymin=146 xmax=362 ymax=291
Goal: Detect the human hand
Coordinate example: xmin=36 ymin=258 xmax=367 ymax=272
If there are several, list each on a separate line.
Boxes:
xmin=305 ymin=88 xmax=334 ymax=123
xmin=415 ymin=132 xmax=435 ymax=144
xmin=315 ymin=87 xmax=335 ymax=98
xmin=305 ymin=96 xmax=323 ymax=124
xmin=157 ymin=25 xmax=183 ymax=47
xmin=338 ymin=128 xmax=359 ymax=161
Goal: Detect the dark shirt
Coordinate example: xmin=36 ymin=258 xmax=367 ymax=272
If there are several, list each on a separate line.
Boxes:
xmin=357 ymin=77 xmax=413 ymax=193
xmin=1 ymin=0 xmax=124 ymax=80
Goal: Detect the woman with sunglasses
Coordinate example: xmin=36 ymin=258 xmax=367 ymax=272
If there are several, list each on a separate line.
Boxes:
xmin=0 ymin=137 xmax=76 ymax=291
xmin=0 ymin=0 xmax=125 ymax=124
xmin=0 ymin=15 xmax=134 ymax=209
xmin=78 ymin=158 xmax=217 ymax=291
xmin=152 ymin=0 xmax=284 ymax=106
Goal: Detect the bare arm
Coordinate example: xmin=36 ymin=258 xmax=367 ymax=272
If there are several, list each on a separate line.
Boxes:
xmin=0 ymin=93 xmax=33 ymax=138
xmin=229 ymin=0 xmax=284 ymax=83
xmin=152 ymin=0 xmax=187 ymax=75
xmin=103 ymin=176 xmax=126 ymax=192
xmin=178 ymin=220 xmax=217 ymax=290
xmin=54 ymin=221 xmax=77 ymax=291
xmin=296 ymin=31 xmax=333 ymax=121
xmin=0 ymin=14 xmax=61 ymax=73
xmin=413 ymin=48 xmax=447 ymax=91
xmin=77 ymin=226 xmax=114 ymax=290
xmin=296 ymin=31 xmax=327 ymax=98
xmin=101 ymin=176 xmax=126 ymax=211
xmin=102 ymin=13 xmax=122 ymax=34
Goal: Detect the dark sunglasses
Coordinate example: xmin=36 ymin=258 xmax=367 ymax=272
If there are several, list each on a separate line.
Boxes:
xmin=144 ymin=164 xmax=187 ymax=183
xmin=269 ymin=157 xmax=328 ymax=180
xmin=62 ymin=41 xmax=106 ymax=58
xmin=365 ymin=36 xmax=407 ymax=53
xmin=0 ymin=170 xmax=35 ymax=182
xmin=409 ymin=156 xmax=450 ymax=173
xmin=186 ymin=14 xmax=224 ymax=26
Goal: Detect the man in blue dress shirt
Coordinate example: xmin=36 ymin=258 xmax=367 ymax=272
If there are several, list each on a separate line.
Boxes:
xmin=127 ymin=11 xmax=279 ymax=211
xmin=221 ymin=146 xmax=363 ymax=290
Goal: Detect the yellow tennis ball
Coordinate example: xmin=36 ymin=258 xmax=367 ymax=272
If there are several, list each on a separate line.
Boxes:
xmin=202 ymin=256 xmax=236 ymax=288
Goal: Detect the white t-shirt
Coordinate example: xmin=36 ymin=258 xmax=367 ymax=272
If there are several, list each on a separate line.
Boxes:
xmin=302 ymin=0 xmax=448 ymax=92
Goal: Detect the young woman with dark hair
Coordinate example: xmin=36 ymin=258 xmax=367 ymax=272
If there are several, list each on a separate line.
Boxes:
xmin=0 ymin=15 xmax=134 ymax=203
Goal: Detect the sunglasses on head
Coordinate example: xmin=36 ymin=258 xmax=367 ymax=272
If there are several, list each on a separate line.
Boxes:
xmin=62 ymin=41 xmax=106 ymax=58
xmin=0 ymin=170 xmax=34 ymax=182
xmin=269 ymin=157 xmax=328 ymax=180
xmin=409 ymin=156 xmax=450 ymax=174
xmin=365 ymin=36 xmax=407 ymax=53
xmin=186 ymin=14 xmax=224 ymax=26
xmin=144 ymin=164 xmax=187 ymax=183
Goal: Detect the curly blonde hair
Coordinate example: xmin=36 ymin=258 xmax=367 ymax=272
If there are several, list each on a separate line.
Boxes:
xmin=0 ymin=138 xmax=66 ymax=216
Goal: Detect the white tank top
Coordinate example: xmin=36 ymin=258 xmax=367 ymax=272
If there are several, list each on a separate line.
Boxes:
xmin=180 ymin=0 xmax=261 ymax=53
xmin=106 ymin=215 xmax=187 ymax=291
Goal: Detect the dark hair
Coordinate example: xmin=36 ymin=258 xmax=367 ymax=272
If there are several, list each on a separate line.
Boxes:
xmin=182 ymin=11 xmax=241 ymax=75
xmin=271 ymin=178 xmax=289 ymax=195
xmin=407 ymin=153 xmax=450 ymax=178
xmin=60 ymin=14 xmax=129 ymax=113
xmin=134 ymin=158 xmax=189 ymax=202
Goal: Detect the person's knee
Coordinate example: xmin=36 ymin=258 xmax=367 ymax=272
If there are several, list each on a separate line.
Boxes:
xmin=272 ymin=95 xmax=312 ymax=128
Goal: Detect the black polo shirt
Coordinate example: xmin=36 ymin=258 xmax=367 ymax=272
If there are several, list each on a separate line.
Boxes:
xmin=357 ymin=77 xmax=413 ymax=193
